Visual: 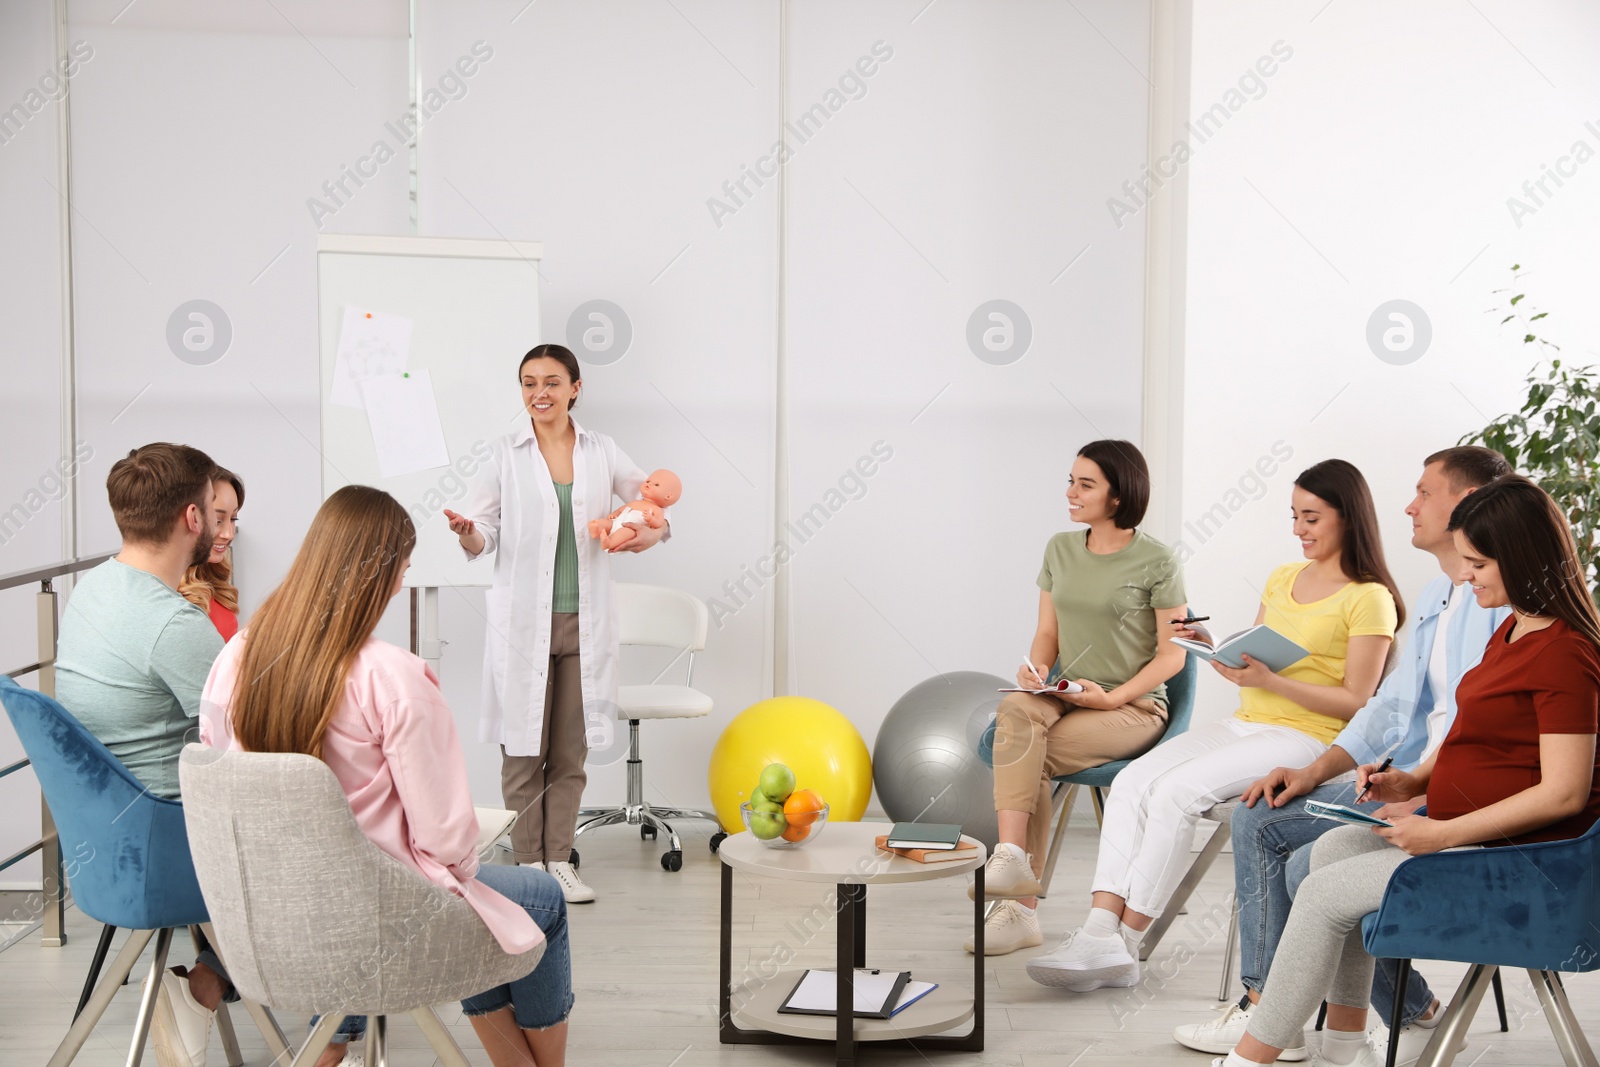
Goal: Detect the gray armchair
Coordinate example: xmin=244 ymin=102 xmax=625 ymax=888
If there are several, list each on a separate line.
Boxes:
xmin=179 ymin=745 xmax=544 ymax=1066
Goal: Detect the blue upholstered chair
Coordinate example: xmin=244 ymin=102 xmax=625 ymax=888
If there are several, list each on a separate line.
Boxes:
xmin=1359 ymin=817 xmax=1600 ymax=1067
xmin=979 ymin=653 xmax=1203 ymax=954
xmin=0 ymin=677 xmax=288 ymax=1067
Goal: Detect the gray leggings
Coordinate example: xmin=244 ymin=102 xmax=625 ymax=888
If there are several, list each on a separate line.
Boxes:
xmin=1247 ymin=825 xmax=1409 ymax=1050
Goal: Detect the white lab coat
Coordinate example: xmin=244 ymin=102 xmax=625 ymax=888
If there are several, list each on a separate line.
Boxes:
xmin=462 ymin=417 xmax=662 ymax=757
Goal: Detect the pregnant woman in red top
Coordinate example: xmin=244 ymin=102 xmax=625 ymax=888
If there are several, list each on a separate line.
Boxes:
xmin=1217 ymin=474 xmax=1600 ymax=1067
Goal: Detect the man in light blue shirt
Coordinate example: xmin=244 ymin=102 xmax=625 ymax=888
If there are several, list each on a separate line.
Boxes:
xmin=1175 ymin=447 xmax=1512 ymax=1064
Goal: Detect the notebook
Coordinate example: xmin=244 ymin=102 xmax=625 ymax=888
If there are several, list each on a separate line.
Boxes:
xmin=874 ymin=834 xmax=980 ymax=863
xmin=475 ymin=807 xmax=519 ymax=857
xmin=1171 ymin=624 xmax=1310 ymax=672
xmin=1304 ymin=799 xmax=1393 ymax=828
xmin=884 ymin=822 xmax=963 ymax=850
xmin=777 ymin=968 xmax=912 ymax=1019
xmin=998 ymin=677 xmax=1085 ymax=695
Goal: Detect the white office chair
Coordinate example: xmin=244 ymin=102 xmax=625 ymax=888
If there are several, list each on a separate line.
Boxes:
xmin=573 ymin=583 xmax=718 ymax=871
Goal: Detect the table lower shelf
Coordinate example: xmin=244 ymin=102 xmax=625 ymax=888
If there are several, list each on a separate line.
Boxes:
xmin=729 ymin=969 xmax=975 ymax=1042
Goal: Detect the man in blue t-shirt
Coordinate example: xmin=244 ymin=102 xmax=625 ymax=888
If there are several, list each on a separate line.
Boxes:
xmin=1174 ymin=447 xmax=1512 ymax=1066
xmin=56 ymin=442 xmax=229 ymax=1067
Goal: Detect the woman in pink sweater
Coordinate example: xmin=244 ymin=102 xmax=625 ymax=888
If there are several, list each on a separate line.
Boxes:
xmin=202 ymin=486 xmax=570 ymax=1067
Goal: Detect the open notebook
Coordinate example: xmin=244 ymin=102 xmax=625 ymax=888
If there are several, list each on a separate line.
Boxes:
xmin=475 ymin=807 xmax=519 ymax=858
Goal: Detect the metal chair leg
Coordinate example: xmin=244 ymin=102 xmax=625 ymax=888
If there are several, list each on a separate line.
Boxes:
xmin=47 ymin=929 xmax=156 ymax=1067
xmin=1414 ymin=964 xmax=1496 ymax=1067
xmin=288 ymin=1013 xmax=346 ymax=1067
xmin=1218 ymin=896 xmax=1240 ymax=1002
xmin=1492 ymin=967 xmax=1508 ymax=1031
xmin=1529 ymin=969 xmax=1599 ymax=1067
xmin=411 ymin=1007 xmax=473 ymax=1067
xmin=1316 ymin=1001 xmax=1327 ymax=1031
xmin=74 ymin=923 xmax=117 ymax=1021
xmin=214 ymin=1002 xmax=244 ymax=1067
xmin=1141 ymin=807 xmax=1232 ymax=960
xmin=365 ymin=1015 xmax=387 ymax=1067
xmin=199 ymin=922 xmax=292 ymax=1063
xmin=1036 ymin=782 xmax=1078 ymax=899
xmin=126 ymin=926 xmax=175 ymax=1067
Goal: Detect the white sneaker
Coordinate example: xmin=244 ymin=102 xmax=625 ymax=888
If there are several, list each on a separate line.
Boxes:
xmin=548 ymin=860 xmax=595 ymax=903
xmin=336 ymin=1046 xmax=364 ymax=1066
xmin=1175 ymin=1001 xmax=1308 ymax=1060
xmin=523 ymin=860 xmax=546 ymax=871
xmin=148 ymin=968 xmax=214 ymax=1067
xmin=1025 ymin=927 xmax=1138 ymax=990
xmin=967 ymin=846 xmax=1043 ymax=900
xmin=1367 ymin=1020 xmax=1461 ymax=1067
xmin=963 ymin=900 xmax=1043 ymax=956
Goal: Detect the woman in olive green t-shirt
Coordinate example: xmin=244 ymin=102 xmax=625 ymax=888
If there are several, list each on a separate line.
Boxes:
xmin=971 ymin=440 xmax=1191 ymax=957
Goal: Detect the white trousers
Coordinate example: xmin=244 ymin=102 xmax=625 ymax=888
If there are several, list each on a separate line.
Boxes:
xmin=1090 ymin=717 xmax=1328 ymax=918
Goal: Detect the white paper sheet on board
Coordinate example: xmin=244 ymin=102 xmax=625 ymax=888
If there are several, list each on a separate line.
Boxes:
xmin=361 ymin=370 xmax=450 ymax=478
xmin=332 ymin=307 xmax=412 ymax=409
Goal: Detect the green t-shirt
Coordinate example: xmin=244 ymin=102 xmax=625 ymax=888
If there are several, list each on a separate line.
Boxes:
xmin=551 ymin=480 xmax=580 ymax=614
xmin=1036 ymin=529 xmax=1187 ymax=707
xmin=55 ymin=559 xmax=224 ymax=799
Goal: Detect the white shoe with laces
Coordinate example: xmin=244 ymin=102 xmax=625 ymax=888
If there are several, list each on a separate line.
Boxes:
xmin=1307 ymin=1040 xmax=1383 ymax=1067
xmin=148 ymin=968 xmax=215 ymax=1067
xmin=1176 ymin=999 xmax=1308 ymax=1060
xmin=548 ymin=860 xmax=595 ymax=903
xmin=967 ymin=845 xmax=1043 ymax=900
xmin=1367 ymin=1018 xmax=1461 ymax=1067
xmin=1025 ymin=927 xmax=1138 ymax=990
xmin=963 ymin=899 xmax=1043 ymax=956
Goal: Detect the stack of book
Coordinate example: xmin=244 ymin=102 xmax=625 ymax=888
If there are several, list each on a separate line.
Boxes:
xmin=874 ymin=822 xmax=978 ymax=864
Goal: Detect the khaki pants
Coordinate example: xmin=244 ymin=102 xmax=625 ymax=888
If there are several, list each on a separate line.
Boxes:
xmin=991 ymin=692 xmax=1166 ymax=878
xmin=501 ymin=612 xmax=587 ymax=863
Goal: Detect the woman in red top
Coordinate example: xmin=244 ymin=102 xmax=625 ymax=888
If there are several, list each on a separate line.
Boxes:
xmin=1219 ymin=475 xmax=1600 ymax=1067
xmin=180 ymin=467 xmax=243 ymax=639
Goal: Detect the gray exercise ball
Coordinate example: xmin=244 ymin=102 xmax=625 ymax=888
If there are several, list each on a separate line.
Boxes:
xmin=872 ymin=671 xmax=1005 ymax=851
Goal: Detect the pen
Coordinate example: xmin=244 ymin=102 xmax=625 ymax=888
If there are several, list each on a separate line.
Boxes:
xmin=1354 ymin=755 xmax=1394 ymax=805
xmin=1171 ymin=615 xmax=1211 ymax=625
xmin=1020 ymin=657 xmax=1046 ymax=687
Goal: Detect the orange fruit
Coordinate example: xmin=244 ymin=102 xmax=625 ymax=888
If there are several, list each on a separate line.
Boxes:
xmin=780 ymin=822 xmax=811 ymax=842
xmin=783 ymin=789 xmax=825 ymax=827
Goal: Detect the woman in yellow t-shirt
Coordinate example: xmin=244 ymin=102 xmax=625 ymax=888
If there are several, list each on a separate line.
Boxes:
xmin=1024 ymin=459 xmax=1402 ymax=993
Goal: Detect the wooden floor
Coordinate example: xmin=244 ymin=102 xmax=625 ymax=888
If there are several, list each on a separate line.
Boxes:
xmin=0 ymin=823 xmax=1589 ymax=1066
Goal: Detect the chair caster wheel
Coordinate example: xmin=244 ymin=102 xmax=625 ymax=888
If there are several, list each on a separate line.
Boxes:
xmin=641 ymin=824 xmax=657 ymax=841
xmin=709 ymin=832 xmax=728 ymax=854
xmin=661 ymin=850 xmax=683 ymax=872
xmin=568 ymin=849 xmax=579 ymax=869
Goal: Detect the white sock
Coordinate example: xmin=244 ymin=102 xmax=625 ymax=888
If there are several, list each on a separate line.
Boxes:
xmin=997 ymin=841 xmax=1027 ymax=862
xmin=1223 ymin=1053 xmax=1272 ymax=1067
xmin=1320 ymin=1028 xmax=1367 ymax=1065
xmin=1015 ymin=900 xmax=1036 ymax=915
xmin=1411 ymin=1000 xmax=1442 ymax=1028
xmin=1082 ymin=908 xmax=1120 ymax=939
xmin=1120 ymin=923 xmax=1143 ymax=956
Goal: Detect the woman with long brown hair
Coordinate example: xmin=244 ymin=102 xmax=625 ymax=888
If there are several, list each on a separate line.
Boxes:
xmin=1220 ymin=475 xmax=1600 ymax=1067
xmin=1025 ymin=460 xmax=1400 ymax=992
xmin=179 ymin=467 xmax=244 ymax=640
xmin=202 ymin=486 xmax=571 ymax=1067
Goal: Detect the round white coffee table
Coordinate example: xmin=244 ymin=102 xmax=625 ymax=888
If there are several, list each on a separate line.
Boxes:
xmin=717 ymin=822 xmax=987 ymax=1065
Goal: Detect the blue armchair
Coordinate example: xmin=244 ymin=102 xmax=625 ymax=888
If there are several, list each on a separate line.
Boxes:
xmin=1362 ymin=817 xmax=1600 ymax=1067
xmin=0 ymin=677 xmax=288 ymax=1066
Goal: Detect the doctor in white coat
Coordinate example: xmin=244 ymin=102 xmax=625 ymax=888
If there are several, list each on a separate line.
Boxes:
xmin=447 ymin=343 xmax=667 ymax=904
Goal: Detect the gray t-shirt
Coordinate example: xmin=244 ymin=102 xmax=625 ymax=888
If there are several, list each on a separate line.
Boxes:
xmin=55 ymin=559 xmax=223 ymax=799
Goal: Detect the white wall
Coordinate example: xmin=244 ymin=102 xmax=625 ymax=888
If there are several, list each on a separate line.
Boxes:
xmin=0 ymin=1 xmax=72 ymax=889
xmin=1180 ymin=0 xmax=1600 ymax=724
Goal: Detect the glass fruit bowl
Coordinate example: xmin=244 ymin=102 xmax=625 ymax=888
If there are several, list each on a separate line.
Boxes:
xmin=741 ymin=800 xmax=830 ymax=849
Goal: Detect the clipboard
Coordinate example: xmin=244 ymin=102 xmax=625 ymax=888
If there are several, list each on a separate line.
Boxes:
xmin=777 ymin=969 xmax=912 ymax=1019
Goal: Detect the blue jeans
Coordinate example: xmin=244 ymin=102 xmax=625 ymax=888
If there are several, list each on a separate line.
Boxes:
xmin=461 ymin=865 xmax=574 ymax=1030
xmin=1232 ymin=781 xmax=1435 ymax=1026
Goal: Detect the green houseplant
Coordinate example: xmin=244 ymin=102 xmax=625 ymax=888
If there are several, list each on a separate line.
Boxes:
xmin=1460 ymin=265 xmax=1600 ymax=600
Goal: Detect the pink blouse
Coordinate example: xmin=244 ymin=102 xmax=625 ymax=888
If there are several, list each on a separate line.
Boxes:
xmin=201 ymin=636 xmax=540 ymax=955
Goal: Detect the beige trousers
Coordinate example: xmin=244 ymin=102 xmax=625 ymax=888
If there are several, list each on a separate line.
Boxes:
xmin=991 ymin=691 xmax=1167 ymax=878
xmin=500 ymin=612 xmax=587 ymax=863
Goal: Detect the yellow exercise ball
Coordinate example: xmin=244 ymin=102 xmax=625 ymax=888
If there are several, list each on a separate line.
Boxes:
xmin=708 ymin=696 xmax=873 ymax=831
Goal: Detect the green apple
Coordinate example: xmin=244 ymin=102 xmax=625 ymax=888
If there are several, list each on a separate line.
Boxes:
xmin=749 ymin=812 xmax=786 ymax=840
xmin=759 ymin=763 xmax=796 ymax=803
xmin=752 ymin=793 xmax=783 ymax=815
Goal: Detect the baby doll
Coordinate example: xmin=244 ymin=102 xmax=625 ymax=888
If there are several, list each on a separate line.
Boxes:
xmin=588 ymin=469 xmax=681 ymax=552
